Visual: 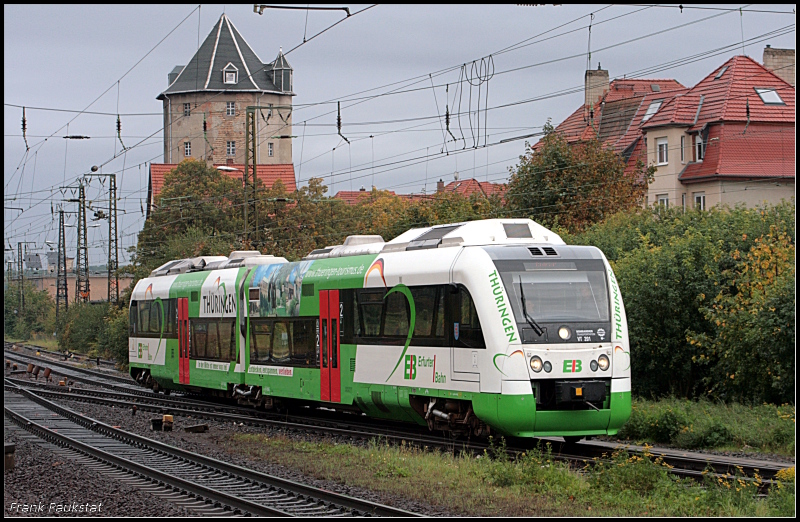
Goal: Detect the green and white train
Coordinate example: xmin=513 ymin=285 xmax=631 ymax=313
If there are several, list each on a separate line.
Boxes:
xmin=129 ymin=218 xmax=631 ymax=440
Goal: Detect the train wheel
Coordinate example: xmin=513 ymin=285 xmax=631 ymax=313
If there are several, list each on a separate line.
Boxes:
xmin=563 ymin=436 xmax=582 ymax=445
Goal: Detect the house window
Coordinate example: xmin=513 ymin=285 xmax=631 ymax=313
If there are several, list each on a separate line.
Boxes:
xmin=680 ymin=136 xmax=685 ymax=163
xmin=268 ymin=142 xmax=274 ymax=157
xmin=695 ymin=134 xmax=704 ymax=162
xmin=227 ymin=141 xmax=235 ymax=157
xmin=693 ymin=192 xmax=706 ymax=211
xmin=183 ymin=103 xmax=191 ymax=117
xmin=226 ymin=102 xmax=235 ymax=116
xmin=642 ymin=100 xmax=663 ymax=122
xmin=754 ymin=87 xmax=784 ymax=105
xmin=184 ymin=141 xmax=191 ymax=157
xmin=656 ymin=137 xmax=668 ymax=165
xmin=656 ymin=194 xmax=669 ymax=208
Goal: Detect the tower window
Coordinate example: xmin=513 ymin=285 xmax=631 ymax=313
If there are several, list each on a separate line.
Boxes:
xmin=183 ymin=103 xmax=191 ymax=117
xmin=223 ymin=63 xmax=238 ymax=85
xmin=227 ymin=141 xmax=236 ymax=157
xmin=268 ymin=142 xmax=274 ymax=157
xmin=226 ymin=102 xmax=235 ymax=116
xmin=184 ymin=142 xmax=191 ymax=157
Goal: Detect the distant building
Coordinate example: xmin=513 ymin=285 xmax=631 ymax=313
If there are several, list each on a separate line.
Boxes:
xmin=148 ymin=13 xmax=296 ymax=215
xmin=543 ymin=47 xmax=795 ymax=210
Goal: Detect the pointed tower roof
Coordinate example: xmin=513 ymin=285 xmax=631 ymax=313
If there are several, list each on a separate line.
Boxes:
xmin=158 ymin=14 xmax=292 ymax=99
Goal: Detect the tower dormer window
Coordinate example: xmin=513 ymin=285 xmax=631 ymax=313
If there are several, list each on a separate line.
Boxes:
xmin=223 ymin=63 xmax=238 ymax=85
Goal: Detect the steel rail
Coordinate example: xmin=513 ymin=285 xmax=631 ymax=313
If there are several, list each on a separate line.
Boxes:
xmin=4 ymin=381 xmax=420 ymax=517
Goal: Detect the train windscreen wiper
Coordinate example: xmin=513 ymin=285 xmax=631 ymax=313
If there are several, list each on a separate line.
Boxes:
xmin=518 ymin=276 xmax=544 ymax=337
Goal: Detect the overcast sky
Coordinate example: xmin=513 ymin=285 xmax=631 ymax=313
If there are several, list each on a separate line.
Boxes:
xmin=4 ymin=4 xmax=795 ymax=266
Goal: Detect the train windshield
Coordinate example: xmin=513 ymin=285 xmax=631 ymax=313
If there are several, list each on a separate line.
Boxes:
xmin=494 ymin=259 xmax=610 ymax=323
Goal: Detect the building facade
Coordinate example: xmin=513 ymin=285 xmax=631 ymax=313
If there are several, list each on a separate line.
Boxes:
xmin=545 ymin=48 xmax=795 ymax=211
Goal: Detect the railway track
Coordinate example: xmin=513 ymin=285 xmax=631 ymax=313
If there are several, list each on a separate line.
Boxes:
xmin=4 ymin=380 xmax=419 ymax=517
xmin=6 ymin=343 xmax=790 ymax=491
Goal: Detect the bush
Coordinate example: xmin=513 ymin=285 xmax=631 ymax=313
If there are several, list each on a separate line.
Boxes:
xmin=565 ymin=201 xmax=795 ymax=403
xmin=58 ymin=302 xmax=109 ymax=354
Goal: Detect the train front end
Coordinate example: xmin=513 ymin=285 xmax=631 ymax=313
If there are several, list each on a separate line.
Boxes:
xmin=481 ymin=243 xmax=632 ymax=439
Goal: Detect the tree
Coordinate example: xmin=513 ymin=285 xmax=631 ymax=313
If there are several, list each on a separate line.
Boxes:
xmin=505 ymin=121 xmax=653 ymax=233
xmin=3 ymin=281 xmax=54 ymax=340
xmin=134 ymin=159 xmax=243 ymax=271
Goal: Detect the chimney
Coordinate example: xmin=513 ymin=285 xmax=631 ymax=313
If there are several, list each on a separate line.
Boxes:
xmin=585 ymin=62 xmax=609 ymax=112
xmin=763 ymin=45 xmax=795 ymax=87
xmin=359 ymin=185 xmax=366 ymax=192
xmin=437 ymin=179 xmax=445 ymax=193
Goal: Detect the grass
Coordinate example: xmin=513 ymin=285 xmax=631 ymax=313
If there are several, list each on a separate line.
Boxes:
xmin=616 ymin=397 xmax=795 ymax=456
xmin=230 ymin=433 xmax=795 ymax=517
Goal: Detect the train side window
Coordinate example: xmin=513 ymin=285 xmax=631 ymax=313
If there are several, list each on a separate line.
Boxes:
xmin=411 ymin=286 xmax=436 ymax=337
xmin=357 ymin=290 xmax=383 ymax=337
xmin=164 ymin=299 xmax=177 ymax=335
xmin=149 ymin=301 xmax=162 ymax=334
xmin=191 ymin=322 xmax=208 ymax=359
xmin=217 ymin=320 xmax=235 ymax=361
xmin=455 ymin=287 xmax=486 ymax=349
xmin=384 ymin=291 xmax=409 ymax=337
xmin=292 ymin=320 xmax=315 ymax=366
xmin=129 ymin=300 xmax=138 ymax=335
xmin=273 ymin=321 xmax=291 ymax=362
xmin=331 ymin=319 xmax=338 ymax=369
xmin=435 ymin=289 xmax=445 ymax=338
xmin=250 ymin=321 xmax=273 ymax=364
xmin=139 ymin=301 xmax=150 ymax=333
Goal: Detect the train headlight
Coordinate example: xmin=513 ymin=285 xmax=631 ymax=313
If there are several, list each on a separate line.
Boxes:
xmin=558 ymin=326 xmax=571 ymax=340
xmin=598 ymin=354 xmax=610 ymax=371
xmin=543 ymin=361 xmax=552 ymax=373
xmin=590 ymin=359 xmax=599 ymax=371
xmin=530 ymin=356 xmax=543 ymax=373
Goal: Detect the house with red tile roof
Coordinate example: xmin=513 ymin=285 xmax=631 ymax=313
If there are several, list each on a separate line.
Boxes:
xmin=435 ymin=178 xmax=507 ymax=199
xmin=545 ymin=47 xmax=795 ymax=210
xmin=333 ymin=187 xmax=398 ymax=205
xmin=147 ymin=162 xmax=296 ymax=218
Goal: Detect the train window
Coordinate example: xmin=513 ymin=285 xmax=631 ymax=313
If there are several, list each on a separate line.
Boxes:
xmin=358 ymin=290 xmax=383 ymax=337
xmin=139 ymin=301 xmax=151 ymax=333
xmin=292 ymin=320 xmax=315 ymax=366
xmin=129 ymin=300 xmax=138 ymax=335
xmin=384 ymin=291 xmax=409 ymax=337
xmin=455 ymin=287 xmax=485 ymax=349
xmin=331 ymin=319 xmax=338 ymax=369
xmin=217 ymin=320 xmax=235 ymax=361
xmin=411 ymin=287 xmax=437 ymax=337
xmin=191 ymin=322 xmax=208 ymax=359
xmin=250 ymin=321 xmax=273 ymax=364
xmin=272 ymin=322 xmax=291 ymax=362
xmin=148 ymin=301 xmax=162 ymax=333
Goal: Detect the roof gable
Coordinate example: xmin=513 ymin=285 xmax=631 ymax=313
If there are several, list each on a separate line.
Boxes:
xmin=159 ymin=14 xmax=284 ymax=98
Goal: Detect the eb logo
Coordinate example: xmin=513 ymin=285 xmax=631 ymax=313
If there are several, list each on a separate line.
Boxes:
xmin=563 ymin=359 xmax=582 ymax=373
xmin=404 ymin=355 xmax=417 ymax=380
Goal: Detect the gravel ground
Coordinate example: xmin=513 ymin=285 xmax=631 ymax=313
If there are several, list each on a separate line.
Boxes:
xmin=54 ymin=398 xmax=453 ymax=516
xmin=3 ymin=427 xmax=195 ymax=517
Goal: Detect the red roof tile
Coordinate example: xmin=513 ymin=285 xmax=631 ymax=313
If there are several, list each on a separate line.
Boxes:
xmin=333 ymin=189 xmax=397 ymax=205
xmin=644 ymin=56 xmax=795 ymax=131
xmin=679 ymin=123 xmax=795 ymax=183
xmin=442 ymin=179 xmax=506 ymax=198
xmin=149 ymin=162 xmax=296 ymax=203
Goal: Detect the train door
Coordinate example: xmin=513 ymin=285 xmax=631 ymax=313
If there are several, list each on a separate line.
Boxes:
xmin=319 ymin=290 xmax=341 ymax=402
xmin=178 ymin=297 xmax=190 ymax=384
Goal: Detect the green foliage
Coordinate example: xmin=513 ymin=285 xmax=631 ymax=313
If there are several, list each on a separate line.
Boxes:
xmin=565 ymin=201 xmax=795 ymax=402
xmin=97 ymin=304 xmax=130 ymax=365
xmin=505 ymin=120 xmax=652 ymax=233
xmin=135 ymin=159 xmax=243 ymax=270
xmin=619 ymin=398 xmax=795 ymax=453
xmin=58 ymin=302 xmax=109 ymax=354
xmin=3 ymin=280 xmax=54 ymax=340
